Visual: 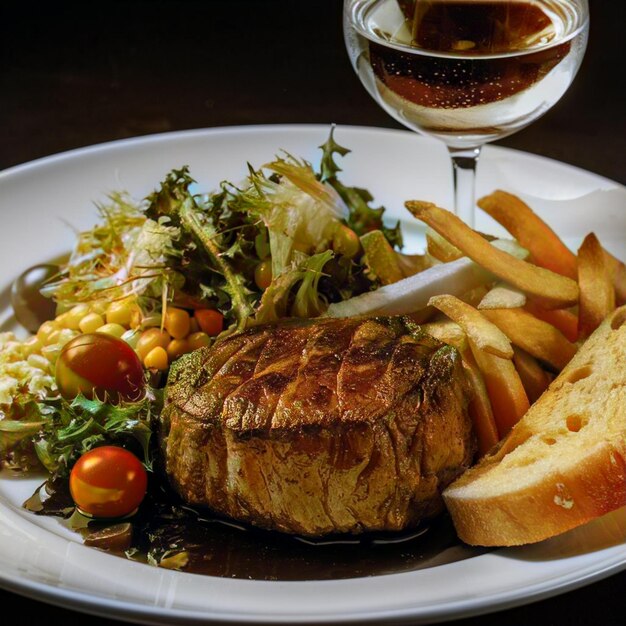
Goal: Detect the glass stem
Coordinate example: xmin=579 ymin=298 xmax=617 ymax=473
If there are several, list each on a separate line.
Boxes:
xmin=448 ymin=146 xmax=481 ymax=229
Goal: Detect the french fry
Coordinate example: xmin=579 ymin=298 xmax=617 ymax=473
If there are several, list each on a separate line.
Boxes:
xmin=422 ymin=320 xmax=499 ymax=455
xmin=421 ymin=318 xmax=467 ymax=349
xmin=469 ymin=339 xmax=530 ymax=438
xmin=524 ymin=300 xmax=578 ymax=343
xmin=603 ymin=250 xmax=626 ymax=306
xmin=481 ymin=308 xmax=577 ymax=371
xmin=406 ymin=201 xmax=579 ymax=309
xmin=459 ymin=285 xmax=490 ymax=308
xmin=396 ymin=252 xmax=433 ymax=278
xmin=360 ymin=230 xmax=404 ymax=285
xmin=477 ymin=190 xmax=578 ymax=279
xmin=462 ymin=349 xmax=500 ymax=455
xmin=478 ymin=283 xmax=526 ymax=310
xmin=428 ymin=295 xmax=514 ymax=359
xmin=578 ymin=233 xmax=615 ymax=338
xmin=512 ymin=346 xmax=552 ymax=404
xmin=426 ymin=227 xmax=463 ymax=262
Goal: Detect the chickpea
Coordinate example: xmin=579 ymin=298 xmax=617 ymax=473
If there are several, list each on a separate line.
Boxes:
xmin=106 ymin=298 xmax=139 ymax=327
xmin=96 ymin=323 xmax=127 ymax=339
xmin=166 ymin=338 xmax=190 ymax=360
xmin=144 ymin=346 xmax=169 ymax=370
xmin=164 ymin=307 xmax=190 ymax=340
xmin=62 ymin=304 xmax=91 ymax=330
xmin=188 ymin=332 xmax=211 ymax=351
xmin=79 ymin=312 xmax=105 ymax=334
xmin=136 ymin=328 xmax=171 ymax=361
xmin=37 ymin=320 xmax=59 ymax=343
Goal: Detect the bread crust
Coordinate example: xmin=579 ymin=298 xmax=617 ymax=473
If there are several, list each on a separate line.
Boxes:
xmin=444 ymin=440 xmax=626 ymax=546
xmin=443 ymin=305 xmax=626 ymax=546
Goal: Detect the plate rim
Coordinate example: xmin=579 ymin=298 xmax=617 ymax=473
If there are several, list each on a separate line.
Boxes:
xmin=1 ymin=123 xmax=625 ymax=625
xmin=1 ymin=123 xmax=622 ymax=192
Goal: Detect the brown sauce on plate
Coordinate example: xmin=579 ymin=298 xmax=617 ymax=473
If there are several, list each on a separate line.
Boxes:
xmin=25 ymin=474 xmax=486 ymax=581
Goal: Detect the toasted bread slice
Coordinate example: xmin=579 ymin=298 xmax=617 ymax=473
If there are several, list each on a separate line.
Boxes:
xmin=443 ymin=306 xmax=626 ymax=546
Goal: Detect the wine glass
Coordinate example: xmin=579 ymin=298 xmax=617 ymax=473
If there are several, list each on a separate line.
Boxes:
xmin=344 ymin=0 xmax=589 ymax=227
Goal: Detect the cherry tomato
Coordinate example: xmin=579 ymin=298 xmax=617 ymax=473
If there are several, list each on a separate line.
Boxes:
xmin=70 ymin=446 xmax=147 ymax=518
xmin=194 ymin=309 xmax=224 ymax=337
xmin=56 ymin=333 xmax=145 ymax=403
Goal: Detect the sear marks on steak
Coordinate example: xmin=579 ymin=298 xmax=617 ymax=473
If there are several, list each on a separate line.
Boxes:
xmin=161 ymin=316 xmax=475 ymax=536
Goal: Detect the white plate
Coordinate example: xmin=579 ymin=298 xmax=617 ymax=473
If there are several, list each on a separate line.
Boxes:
xmin=1 ymin=125 xmax=626 ymax=625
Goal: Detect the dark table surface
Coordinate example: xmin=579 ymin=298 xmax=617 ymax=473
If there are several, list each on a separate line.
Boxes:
xmin=1 ymin=1 xmax=625 ymax=625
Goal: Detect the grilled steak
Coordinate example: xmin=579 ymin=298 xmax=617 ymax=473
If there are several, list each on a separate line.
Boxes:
xmin=161 ymin=316 xmax=475 ymax=535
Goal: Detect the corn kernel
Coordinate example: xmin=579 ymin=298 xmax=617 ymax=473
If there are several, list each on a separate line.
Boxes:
xmin=144 ymin=346 xmax=169 ymax=370
xmin=106 ymin=298 xmax=139 ymax=327
xmin=96 ymin=323 xmax=127 ymax=338
xmin=166 ymin=338 xmax=190 ymax=360
xmin=46 ymin=328 xmax=62 ymax=346
xmin=57 ymin=329 xmax=79 ymax=346
xmin=23 ymin=336 xmax=43 ymax=356
xmin=27 ymin=353 xmax=51 ymax=372
xmin=91 ymin=300 xmax=108 ymax=315
xmin=188 ymin=331 xmax=211 ymax=351
xmin=37 ymin=321 xmax=59 ymax=343
xmin=41 ymin=344 xmax=62 ymax=363
xmin=62 ymin=304 xmax=91 ymax=330
xmin=164 ymin=307 xmax=191 ymax=340
xmin=79 ymin=312 xmax=105 ymax=334
xmin=136 ymin=328 xmax=171 ymax=361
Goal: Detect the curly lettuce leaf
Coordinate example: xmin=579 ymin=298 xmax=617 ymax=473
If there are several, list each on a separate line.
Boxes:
xmin=253 ymin=251 xmax=334 ymax=324
xmin=318 ymin=127 xmax=403 ymax=249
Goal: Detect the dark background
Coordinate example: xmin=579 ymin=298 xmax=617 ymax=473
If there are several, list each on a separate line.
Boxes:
xmin=1 ymin=1 xmax=625 ymax=625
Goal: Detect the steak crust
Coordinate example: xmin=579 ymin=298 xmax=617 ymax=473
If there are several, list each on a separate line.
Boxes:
xmin=161 ymin=316 xmax=475 ymax=535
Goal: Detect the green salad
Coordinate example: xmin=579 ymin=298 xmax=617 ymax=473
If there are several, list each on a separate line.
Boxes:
xmin=1 ymin=128 xmax=416 ymax=476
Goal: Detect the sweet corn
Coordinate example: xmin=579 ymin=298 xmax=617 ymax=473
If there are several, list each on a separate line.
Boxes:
xmin=28 ymin=353 xmax=51 ymax=372
xmin=57 ymin=329 xmax=79 ymax=345
xmin=22 ymin=336 xmax=43 ymax=356
xmin=106 ymin=298 xmax=139 ymax=327
xmin=96 ymin=323 xmax=127 ymax=338
xmin=164 ymin=307 xmax=190 ymax=340
xmin=41 ymin=344 xmax=62 ymax=363
xmin=136 ymin=328 xmax=171 ymax=361
xmin=79 ymin=312 xmax=105 ymax=334
xmin=46 ymin=328 xmax=62 ymax=346
xmin=62 ymin=304 xmax=91 ymax=330
xmin=166 ymin=338 xmax=190 ymax=360
xmin=91 ymin=300 xmax=108 ymax=315
xmin=144 ymin=346 xmax=169 ymax=370
xmin=188 ymin=331 xmax=211 ymax=351
xmin=37 ymin=320 xmax=59 ymax=343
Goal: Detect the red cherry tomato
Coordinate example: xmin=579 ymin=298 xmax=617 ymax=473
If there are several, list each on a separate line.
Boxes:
xmin=70 ymin=446 xmax=148 ymax=518
xmin=56 ymin=333 xmax=145 ymax=403
xmin=194 ymin=309 xmax=224 ymax=337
